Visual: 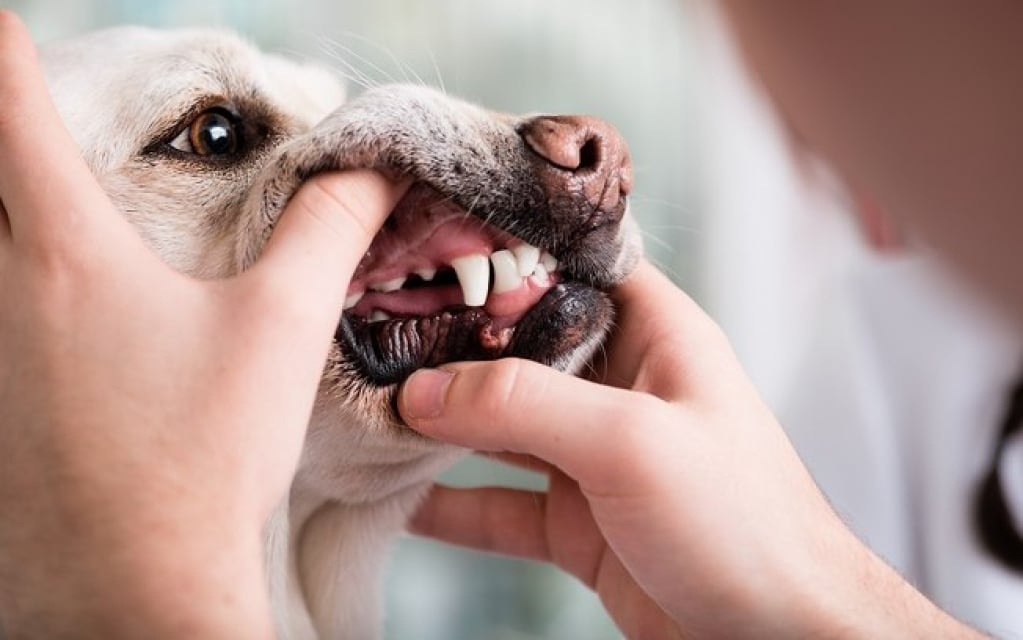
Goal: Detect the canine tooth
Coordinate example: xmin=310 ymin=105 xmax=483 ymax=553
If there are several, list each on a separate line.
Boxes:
xmin=530 ymin=263 xmax=550 ymax=286
xmin=490 ymin=250 xmax=521 ymax=294
xmin=415 ymin=267 xmax=437 ymax=281
xmin=540 ymin=251 xmax=558 ymax=272
xmin=510 ymin=244 xmax=540 ymax=277
xmin=450 ymin=254 xmax=489 ymax=307
xmin=369 ymin=276 xmax=406 ymax=293
xmin=343 ymin=291 xmax=364 ymax=310
xmin=369 ymin=310 xmax=391 ymax=323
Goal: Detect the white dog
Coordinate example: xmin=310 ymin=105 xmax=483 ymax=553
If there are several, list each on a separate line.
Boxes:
xmin=39 ymin=26 xmax=640 ymax=639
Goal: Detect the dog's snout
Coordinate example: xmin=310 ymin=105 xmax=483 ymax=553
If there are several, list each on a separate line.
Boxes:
xmin=520 ymin=115 xmax=632 ymax=229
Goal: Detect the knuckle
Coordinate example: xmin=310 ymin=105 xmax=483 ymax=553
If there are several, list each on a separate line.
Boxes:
xmin=467 ymin=358 xmax=533 ymax=417
xmin=291 ymin=174 xmax=373 ymax=243
xmin=615 ymin=396 xmax=672 ymax=456
xmin=243 ymin=274 xmax=308 ymax=326
xmin=20 ymin=236 xmax=86 ymax=281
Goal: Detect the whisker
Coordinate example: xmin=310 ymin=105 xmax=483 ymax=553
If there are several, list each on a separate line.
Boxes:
xmin=319 ymin=36 xmax=395 ymax=88
xmin=336 ymin=30 xmax=429 ymax=89
xmin=423 ymin=45 xmax=447 ymax=95
xmin=640 ymin=223 xmax=702 ymax=236
xmin=316 ymin=38 xmax=378 ymax=91
xmin=646 ymin=254 xmax=687 ymax=284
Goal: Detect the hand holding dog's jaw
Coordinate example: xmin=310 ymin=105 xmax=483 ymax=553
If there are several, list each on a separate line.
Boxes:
xmin=0 ymin=12 xmax=406 ymax=638
xmin=400 ymin=259 xmax=983 ymax=640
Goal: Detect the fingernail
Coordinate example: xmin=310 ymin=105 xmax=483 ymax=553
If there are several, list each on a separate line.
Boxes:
xmin=400 ymin=368 xmax=453 ymax=421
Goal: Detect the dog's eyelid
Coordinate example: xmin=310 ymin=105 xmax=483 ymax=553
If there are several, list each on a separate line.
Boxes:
xmin=143 ymin=97 xmax=239 ymax=150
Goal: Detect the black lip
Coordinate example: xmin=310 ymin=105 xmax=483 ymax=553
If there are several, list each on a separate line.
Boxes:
xmin=335 ymin=282 xmax=613 ymax=386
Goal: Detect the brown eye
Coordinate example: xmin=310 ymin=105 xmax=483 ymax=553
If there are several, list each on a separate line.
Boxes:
xmin=187 ymin=110 xmax=238 ymax=156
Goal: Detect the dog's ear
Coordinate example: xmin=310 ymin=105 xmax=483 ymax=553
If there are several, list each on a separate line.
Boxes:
xmin=262 ymin=54 xmax=346 ymax=126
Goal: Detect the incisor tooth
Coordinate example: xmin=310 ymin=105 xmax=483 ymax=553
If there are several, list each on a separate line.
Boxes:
xmin=369 ymin=310 xmax=391 ymax=323
xmin=510 ymin=244 xmax=540 ymax=277
xmin=369 ymin=276 xmax=406 ymax=293
xmin=540 ymin=251 xmax=558 ymax=272
xmin=343 ymin=291 xmax=364 ymax=310
xmin=490 ymin=250 xmax=521 ymax=294
xmin=450 ymin=254 xmax=489 ymax=307
xmin=415 ymin=267 xmax=437 ymax=281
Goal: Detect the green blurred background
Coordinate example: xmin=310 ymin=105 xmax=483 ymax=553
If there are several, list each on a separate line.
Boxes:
xmin=10 ymin=1 xmax=702 ymax=638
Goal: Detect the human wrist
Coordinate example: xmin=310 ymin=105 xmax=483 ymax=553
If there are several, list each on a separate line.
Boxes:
xmin=788 ymin=527 xmax=983 ymax=639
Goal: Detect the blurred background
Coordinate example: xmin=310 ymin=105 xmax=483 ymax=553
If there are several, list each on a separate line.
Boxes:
xmin=15 ymin=1 xmax=973 ymax=639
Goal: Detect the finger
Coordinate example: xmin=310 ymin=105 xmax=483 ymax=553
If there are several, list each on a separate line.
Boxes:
xmin=399 ymin=358 xmax=668 ymax=489
xmin=603 ymin=259 xmax=739 ymax=401
xmin=486 ymin=452 xmax=555 ymax=475
xmin=410 ymin=485 xmax=551 ymax=562
xmin=243 ymin=170 xmax=409 ymax=333
xmin=0 ymin=11 xmax=116 ymax=248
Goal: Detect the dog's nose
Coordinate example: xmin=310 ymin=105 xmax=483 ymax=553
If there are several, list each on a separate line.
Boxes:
xmin=519 ymin=115 xmax=632 ymax=229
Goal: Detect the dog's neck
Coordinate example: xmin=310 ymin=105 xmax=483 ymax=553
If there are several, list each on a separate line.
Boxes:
xmin=266 ymin=480 xmax=435 ymax=640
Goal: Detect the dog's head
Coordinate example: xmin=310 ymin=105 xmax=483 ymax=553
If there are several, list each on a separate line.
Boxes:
xmin=41 ymin=27 xmax=641 ymax=503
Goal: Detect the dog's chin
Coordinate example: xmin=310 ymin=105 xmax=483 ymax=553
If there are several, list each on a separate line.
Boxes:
xmin=330 ymin=182 xmax=616 ymax=387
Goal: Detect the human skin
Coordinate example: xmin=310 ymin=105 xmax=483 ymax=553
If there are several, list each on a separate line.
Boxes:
xmin=401 ymin=262 xmax=983 ymax=638
xmin=0 ymin=12 xmax=407 ymax=639
xmin=399 ymin=2 xmax=1023 ymax=638
xmin=722 ymin=1 xmax=1023 ymax=325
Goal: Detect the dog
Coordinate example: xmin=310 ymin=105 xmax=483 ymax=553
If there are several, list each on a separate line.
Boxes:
xmin=39 ymin=26 xmax=641 ymax=639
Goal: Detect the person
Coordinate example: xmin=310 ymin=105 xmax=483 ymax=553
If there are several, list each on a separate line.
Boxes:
xmin=0 ymin=4 xmax=1019 ymax=639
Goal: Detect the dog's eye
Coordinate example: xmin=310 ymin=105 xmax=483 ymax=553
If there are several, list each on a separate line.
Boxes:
xmin=169 ymin=108 xmax=240 ymax=156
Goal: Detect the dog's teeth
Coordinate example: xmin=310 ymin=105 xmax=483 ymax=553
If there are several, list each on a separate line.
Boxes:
xmin=415 ymin=267 xmax=437 ymax=281
xmin=369 ymin=310 xmax=391 ymax=323
xmin=490 ymin=250 xmax=521 ymax=294
xmin=530 ymin=263 xmax=550 ymax=286
xmin=369 ymin=277 xmax=406 ymax=293
xmin=510 ymin=244 xmax=540 ymax=277
xmin=343 ymin=291 xmax=364 ymax=310
xmin=450 ymin=254 xmax=489 ymax=307
xmin=540 ymin=251 xmax=558 ymax=273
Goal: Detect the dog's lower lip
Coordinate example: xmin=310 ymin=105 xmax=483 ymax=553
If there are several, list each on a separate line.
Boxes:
xmin=334 ymin=282 xmax=610 ymax=386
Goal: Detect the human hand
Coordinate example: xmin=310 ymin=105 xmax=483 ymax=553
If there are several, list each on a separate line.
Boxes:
xmin=0 ymin=13 xmax=406 ymax=638
xmin=399 ymin=260 xmax=980 ymax=639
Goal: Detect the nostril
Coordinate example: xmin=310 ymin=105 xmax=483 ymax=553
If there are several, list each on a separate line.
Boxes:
xmin=578 ymin=136 xmax=600 ymax=171
xmin=522 ymin=118 xmax=585 ymax=171
xmin=521 ymin=115 xmax=631 ymax=224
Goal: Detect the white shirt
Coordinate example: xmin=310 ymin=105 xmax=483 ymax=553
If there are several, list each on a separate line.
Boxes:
xmin=780 ymin=255 xmax=1023 ymax=636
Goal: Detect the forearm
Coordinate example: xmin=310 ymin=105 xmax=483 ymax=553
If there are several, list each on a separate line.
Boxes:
xmin=794 ymin=526 xmax=986 ymax=639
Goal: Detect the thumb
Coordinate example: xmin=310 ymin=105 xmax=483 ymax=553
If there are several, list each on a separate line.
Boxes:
xmin=399 ymin=359 xmax=667 ymax=488
xmin=244 ymin=170 xmax=410 ymax=315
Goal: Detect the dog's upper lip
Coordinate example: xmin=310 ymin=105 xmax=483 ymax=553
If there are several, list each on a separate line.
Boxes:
xmin=344 ymin=183 xmax=561 ymax=321
xmin=332 ymin=182 xmax=611 ymax=386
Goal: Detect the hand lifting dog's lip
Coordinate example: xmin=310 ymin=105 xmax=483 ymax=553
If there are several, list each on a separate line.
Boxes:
xmin=248 ymin=88 xmax=640 ymax=390
xmin=40 ymin=25 xmax=642 ymax=639
xmin=333 ymin=114 xmax=635 ymax=386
